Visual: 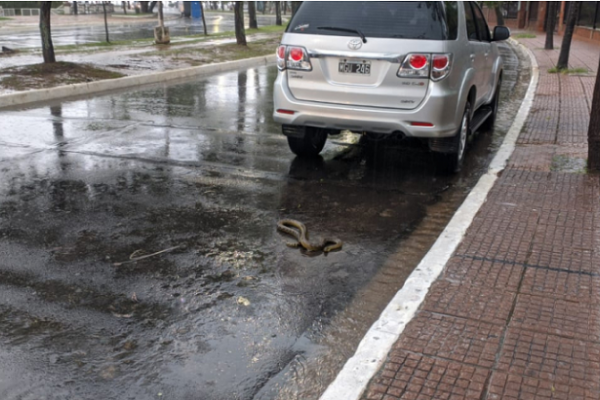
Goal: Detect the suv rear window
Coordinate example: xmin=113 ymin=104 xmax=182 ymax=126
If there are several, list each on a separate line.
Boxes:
xmin=287 ymin=1 xmax=452 ymax=41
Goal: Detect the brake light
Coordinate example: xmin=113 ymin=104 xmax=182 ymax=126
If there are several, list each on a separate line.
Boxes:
xmin=432 ymin=55 xmax=449 ymax=70
xmin=431 ymin=54 xmax=452 ymax=81
xmin=289 ymin=47 xmax=303 ymax=62
xmin=409 ymin=54 xmax=428 ymax=70
xmin=398 ymin=53 xmax=452 ymax=81
xmin=285 ymin=46 xmax=312 ymax=71
xmin=398 ymin=53 xmax=430 ymax=78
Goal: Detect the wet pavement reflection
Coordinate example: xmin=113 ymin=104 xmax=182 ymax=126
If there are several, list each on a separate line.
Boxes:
xmin=0 ymin=43 xmax=528 ymax=399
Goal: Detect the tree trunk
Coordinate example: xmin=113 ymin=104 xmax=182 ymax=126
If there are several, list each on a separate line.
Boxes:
xmin=73 ymin=1 xmax=78 ymax=15
xmin=291 ymin=1 xmax=301 ymax=18
xmin=282 ymin=1 xmax=286 ymax=15
xmin=248 ymin=2 xmax=257 ymax=29
xmin=122 ymin=1 xmax=127 ymax=14
xmin=545 ymin=1 xmax=557 ymax=50
xmin=494 ymin=5 xmax=504 ymax=26
xmin=275 ymin=1 xmax=281 ymax=25
xmin=39 ymin=2 xmax=55 ymax=63
xmin=103 ymin=2 xmax=110 ymax=43
xmin=140 ymin=1 xmax=149 ymax=13
xmin=149 ymin=1 xmax=157 ymax=13
xmin=588 ymin=55 xmax=600 ymax=171
xmin=557 ymin=1 xmax=581 ymax=70
xmin=200 ymin=2 xmax=207 ymax=35
xmin=158 ymin=1 xmax=164 ymax=27
xmin=234 ymin=2 xmax=247 ymax=45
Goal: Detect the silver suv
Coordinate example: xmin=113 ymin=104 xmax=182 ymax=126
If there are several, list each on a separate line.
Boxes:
xmin=273 ymin=1 xmax=510 ymax=172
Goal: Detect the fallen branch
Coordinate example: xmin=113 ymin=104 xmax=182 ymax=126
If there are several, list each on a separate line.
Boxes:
xmin=113 ymin=245 xmax=182 ymax=267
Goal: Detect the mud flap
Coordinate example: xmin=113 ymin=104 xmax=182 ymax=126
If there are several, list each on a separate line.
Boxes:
xmin=282 ymin=125 xmax=306 ymax=138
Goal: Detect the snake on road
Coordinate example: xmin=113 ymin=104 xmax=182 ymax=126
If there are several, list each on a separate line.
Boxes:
xmin=277 ymin=219 xmax=343 ymax=253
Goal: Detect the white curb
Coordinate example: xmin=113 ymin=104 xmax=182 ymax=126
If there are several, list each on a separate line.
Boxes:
xmin=0 ymin=55 xmax=276 ymax=109
xmin=319 ymin=39 xmax=539 ymax=400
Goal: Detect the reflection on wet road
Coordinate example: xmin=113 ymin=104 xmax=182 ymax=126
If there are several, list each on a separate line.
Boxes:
xmin=0 ymin=44 xmax=527 ymax=399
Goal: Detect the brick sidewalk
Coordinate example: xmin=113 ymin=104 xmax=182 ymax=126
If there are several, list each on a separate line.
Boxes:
xmin=363 ymin=36 xmax=600 ymax=400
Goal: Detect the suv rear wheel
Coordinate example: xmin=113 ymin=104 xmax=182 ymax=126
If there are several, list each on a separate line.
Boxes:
xmin=434 ymin=101 xmax=471 ymax=173
xmin=287 ymin=127 xmax=328 ymax=158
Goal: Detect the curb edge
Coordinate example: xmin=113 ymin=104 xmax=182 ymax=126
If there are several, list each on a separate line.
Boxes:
xmin=0 ymin=54 xmax=277 ymax=109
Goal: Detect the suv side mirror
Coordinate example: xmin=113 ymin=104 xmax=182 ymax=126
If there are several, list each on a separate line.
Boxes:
xmin=493 ymin=26 xmax=510 ymax=41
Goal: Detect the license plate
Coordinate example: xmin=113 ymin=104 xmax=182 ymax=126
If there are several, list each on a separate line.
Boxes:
xmin=339 ymin=61 xmax=371 ymax=75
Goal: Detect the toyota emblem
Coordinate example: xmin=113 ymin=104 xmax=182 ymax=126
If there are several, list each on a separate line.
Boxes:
xmin=348 ymin=39 xmax=362 ymax=50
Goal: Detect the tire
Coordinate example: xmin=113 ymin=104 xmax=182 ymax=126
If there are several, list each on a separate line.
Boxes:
xmin=435 ymin=102 xmax=471 ymax=174
xmin=481 ymin=76 xmax=502 ymax=132
xmin=287 ymin=127 xmax=328 ymax=158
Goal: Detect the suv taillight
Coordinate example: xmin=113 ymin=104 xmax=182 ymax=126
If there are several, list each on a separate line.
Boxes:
xmin=397 ymin=53 xmax=452 ymax=81
xmin=277 ymin=45 xmax=286 ymax=70
xmin=398 ymin=53 xmax=430 ymax=78
xmin=276 ymin=45 xmax=312 ymax=71
xmin=431 ymin=54 xmax=452 ymax=81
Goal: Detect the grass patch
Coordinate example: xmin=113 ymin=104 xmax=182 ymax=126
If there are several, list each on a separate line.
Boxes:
xmin=0 ymin=61 xmax=124 ymax=91
xmin=548 ymin=67 xmax=588 ymax=75
xmin=0 ymin=17 xmax=13 ymax=21
xmin=143 ymin=37 xmax=280 ymax=65
xmin=112 ymin=13 xmax=155 ymax=18
xmin=551 ymin=154 xmax=588 ymax=174
xmin=53 ymin=24 xmax=285 ymax=54
xmin=514 ymin=33 xmax=537 ymax=39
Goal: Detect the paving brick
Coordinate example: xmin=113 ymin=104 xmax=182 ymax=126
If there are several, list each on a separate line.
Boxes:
xmin=421 ymin=280 xmax=515 ymax=326
xmin=508 ymin=145 xmax=554 ymax=171
xmin=520 ymin=267 xmax=600 ymax=302
xmin=527 ymin=248 xmax=599 ymax=275
xmin=510 ymin=294 xmax=600 ymax=342
xmin=394 ymin=312 xmax=502 ymax=368
xmin=362 ymin=350 xmax=490 ymax=400
xmin=442 ymin=255 xmax=524 ymax=291
xmin=532 ymin=217 xmax=597 ymax=254
xmin=496 ymin=329 xmax=600 ymax=394
xmin=488 ymin=173 xmax=600 ymax=212
xmin=487 ymin=371 xmax=600 ymax=400
xmin=455 ymin=200 xmax=539 ymax=264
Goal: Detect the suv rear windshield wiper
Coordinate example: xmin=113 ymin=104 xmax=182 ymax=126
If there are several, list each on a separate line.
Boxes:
xmin=317 ymin=26 xmax=367 ymax=43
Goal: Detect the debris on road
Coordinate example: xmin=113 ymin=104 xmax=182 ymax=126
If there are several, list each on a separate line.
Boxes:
xmin=113 ymin=245 xmax=182 ymax=267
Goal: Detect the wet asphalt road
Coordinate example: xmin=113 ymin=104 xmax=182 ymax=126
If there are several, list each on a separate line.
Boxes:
xmin=0 ymin=12 xmax=279 ymax=49
xmin=0 ymin=44 xmax=527 ymax=400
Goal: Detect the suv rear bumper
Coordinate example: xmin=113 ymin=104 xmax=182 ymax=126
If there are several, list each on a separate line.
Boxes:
xmin=273 ymin=73 xmax=463 ymax=139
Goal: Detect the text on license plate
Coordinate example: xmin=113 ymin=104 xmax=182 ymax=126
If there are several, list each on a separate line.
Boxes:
xmin=339 ymin=61 xmax=371 ymax=75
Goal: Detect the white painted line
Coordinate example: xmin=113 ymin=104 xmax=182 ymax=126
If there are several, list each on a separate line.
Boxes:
xmin=0 ymin=55 xmax=277 ymax=109
xmin=319 ymin=40 xmax=539 ymax=400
